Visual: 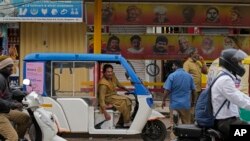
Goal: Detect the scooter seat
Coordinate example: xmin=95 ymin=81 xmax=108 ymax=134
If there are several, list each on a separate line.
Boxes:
xmin=173 ymin=124 xmax=202 ymax=138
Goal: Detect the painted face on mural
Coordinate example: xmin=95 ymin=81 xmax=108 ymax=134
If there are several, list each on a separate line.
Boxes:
xmin=202 ymin=37 xmax=213 ymax=50
xmin=223 ymin=37 xmax=237 ymax=49
xmin=178 ymin=36 xmax=192 ymax=54
xmin=126 ymin=6 xmax=141 ymax=22
xmin=201 ymin=37 xmax=215 ymax=54
xmin=153 ymin=6 xmax=168 ymax=23
xmin=107 ymin=35 xmax=121 ymax=53
xmin=179 ymin=38 xmax=189 ymax=50
xmin=230 ymin=7 xmax=241 ymax=23
xmin=155 ymin=41 xmax=167 ymax=52
xmin=131 ymin=39 xmax=141 ymax=50
xmin=102 ymin=5 xmax=113 ymax=24
xmin=109 ymin=39 xmax=119 ymax=51
xmin=182 ymin=7 xmax=195 ymax=23
xmin=206 ymin=7 xmax=220 ymax=23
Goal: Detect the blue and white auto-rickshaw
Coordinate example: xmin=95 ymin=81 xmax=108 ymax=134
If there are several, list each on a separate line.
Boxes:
xmin=23 ymin=53 xmax=167 ymax=141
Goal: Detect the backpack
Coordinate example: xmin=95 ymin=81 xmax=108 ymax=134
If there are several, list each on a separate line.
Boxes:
xmin=195 ymin=72 xmax=232 ymax=128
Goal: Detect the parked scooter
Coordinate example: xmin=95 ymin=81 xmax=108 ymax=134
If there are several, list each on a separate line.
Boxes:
xmin=22 ymin=79 xmax=67 ymax=141
xmin=172 ymin=111 xmax=223 ymax=141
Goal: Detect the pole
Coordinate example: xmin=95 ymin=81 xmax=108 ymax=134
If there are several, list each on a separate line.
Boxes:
xmin=94 ymin=0 xmax=102 ymax=54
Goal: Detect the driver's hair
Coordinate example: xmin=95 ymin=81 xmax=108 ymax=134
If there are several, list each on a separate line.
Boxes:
xmin=102 ymin=64 xmax=113 ymax=73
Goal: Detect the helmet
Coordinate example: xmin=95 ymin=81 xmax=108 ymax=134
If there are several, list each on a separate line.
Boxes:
xmin=219 ymin=48 xmax=248 ymax=77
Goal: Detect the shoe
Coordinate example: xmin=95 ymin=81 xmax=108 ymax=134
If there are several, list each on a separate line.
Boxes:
xmin=115 ymin=123 xmax=124 ymax=128
xmin=123 ymin=122 xmax=131 ymax=128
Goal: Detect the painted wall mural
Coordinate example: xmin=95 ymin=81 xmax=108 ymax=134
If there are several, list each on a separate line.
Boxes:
xmin=86 ymin=2 xmax=250 ymax=27
xmin=87 ymin=34 xmax=249 ymax=60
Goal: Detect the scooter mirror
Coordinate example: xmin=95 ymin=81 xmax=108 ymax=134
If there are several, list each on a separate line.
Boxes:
xmin=23 ymin=79 xmax=31 ymax=86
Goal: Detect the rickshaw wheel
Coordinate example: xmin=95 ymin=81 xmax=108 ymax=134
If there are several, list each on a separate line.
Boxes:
xmin=141 ymin=120 xmax=167 ymax=141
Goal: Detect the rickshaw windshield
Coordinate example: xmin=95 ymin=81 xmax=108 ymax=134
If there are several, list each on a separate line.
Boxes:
xmin=44 ymin=61 xmax=97 ymax=98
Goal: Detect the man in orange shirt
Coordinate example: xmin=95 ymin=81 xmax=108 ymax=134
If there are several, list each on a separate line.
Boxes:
xmin=183 ymin=47 xmax=208 ymax=122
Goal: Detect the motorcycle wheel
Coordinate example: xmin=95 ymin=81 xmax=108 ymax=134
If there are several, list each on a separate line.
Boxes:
xmin=141 ymin=120 xmax=167 ymax=141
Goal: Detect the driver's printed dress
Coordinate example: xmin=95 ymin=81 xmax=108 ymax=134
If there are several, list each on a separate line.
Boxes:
xmin=98 ymin=75 xmax=132 ymax=123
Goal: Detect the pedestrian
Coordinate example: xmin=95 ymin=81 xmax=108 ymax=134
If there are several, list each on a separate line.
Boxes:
xmin=212 ymin=48 xmax=250 ymax=140
xmin=183 ymin=47 xmax=208 ymax=122
xmin=0 ymin=56 xmax=31 ymax=141
xmin=162 ymin=60 xmax=195 ymax=124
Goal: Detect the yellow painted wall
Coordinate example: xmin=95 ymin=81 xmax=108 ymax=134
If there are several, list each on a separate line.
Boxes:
xmin=19 ymin=23 xmax=86 ymax=81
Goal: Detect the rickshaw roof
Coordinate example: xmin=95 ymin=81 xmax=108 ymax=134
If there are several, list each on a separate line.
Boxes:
xmin=24 ymin=53 xmax=124 ymax=62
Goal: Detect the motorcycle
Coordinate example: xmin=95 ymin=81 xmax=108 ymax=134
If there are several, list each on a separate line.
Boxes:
xmin=0 ymin=79 xmax=67 ymax=141
xmin=22 ymin=79 xmax=67 ymax=141
xmin=172 ymin=111 xmax=223 ymax=141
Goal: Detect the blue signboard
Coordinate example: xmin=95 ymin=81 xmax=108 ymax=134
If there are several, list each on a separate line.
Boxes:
xmin=0 ymin=0 xmax=83 ymax=22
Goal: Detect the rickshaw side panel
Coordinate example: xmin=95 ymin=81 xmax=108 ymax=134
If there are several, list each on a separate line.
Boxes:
xmin=43 ymin=97 xmax=70 ymax=130
xmin=57 ymin=98 xmax=89 ymax=132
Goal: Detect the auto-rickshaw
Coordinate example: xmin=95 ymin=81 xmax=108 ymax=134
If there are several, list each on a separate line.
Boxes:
xmin=22 ymin=53 xmax=167 ymax=141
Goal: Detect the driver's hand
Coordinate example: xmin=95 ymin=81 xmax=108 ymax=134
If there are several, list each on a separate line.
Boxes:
xmin=104 ymin=112 xmax=111 ymax=121
xmin=12 ymin=102 xmax=23 ymax=110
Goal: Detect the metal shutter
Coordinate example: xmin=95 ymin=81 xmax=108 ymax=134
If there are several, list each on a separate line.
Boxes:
xmin=113 ymin=60 xmax=146 ymax=82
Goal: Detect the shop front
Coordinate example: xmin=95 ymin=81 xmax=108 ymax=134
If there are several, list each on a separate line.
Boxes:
xmin=0 ymin=0 xmax=85 ymax=83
